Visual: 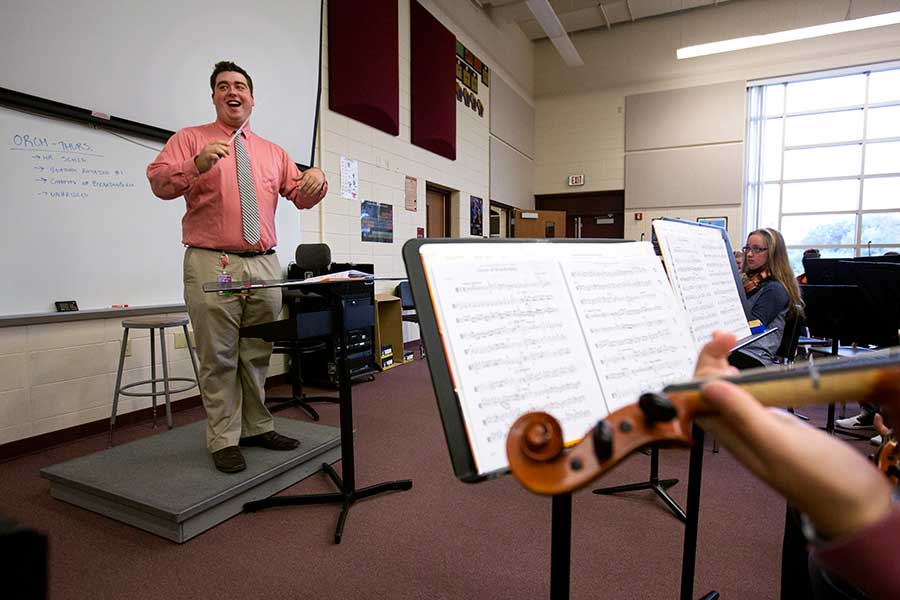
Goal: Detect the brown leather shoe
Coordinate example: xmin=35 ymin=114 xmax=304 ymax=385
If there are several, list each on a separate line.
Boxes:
xmin=239 ymin=431 xmax=300 ymax=451
xmin=212 ymin=446 xmax=246 ymax=473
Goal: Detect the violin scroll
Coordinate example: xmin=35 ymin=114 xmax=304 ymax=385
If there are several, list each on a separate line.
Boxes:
xmin=514 ymin=412 xmax=564 ymax=462
xmin=507 ymin=395 xmax=695 ymax=496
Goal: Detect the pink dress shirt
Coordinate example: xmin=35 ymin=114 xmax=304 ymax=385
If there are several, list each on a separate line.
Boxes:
xmin=146 ymin=121 xmax=327 ymax=251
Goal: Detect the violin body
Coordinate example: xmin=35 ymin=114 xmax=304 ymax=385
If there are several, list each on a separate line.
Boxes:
xmin=743 ymin=268 xmax=771 ymax=294
xmin=507 ymin=350 xmax=900 ymax=495
xmin=875 ymin=435 xmax=900 ymax=488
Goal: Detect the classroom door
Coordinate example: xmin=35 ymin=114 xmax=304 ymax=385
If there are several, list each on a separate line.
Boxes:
xmin=513 ymin=209 xmax=566 ymax=238
xmin=426 ymin=187 xmax=451 ymax=237
xmin=570 ymin=213 xmax=624 ymax=239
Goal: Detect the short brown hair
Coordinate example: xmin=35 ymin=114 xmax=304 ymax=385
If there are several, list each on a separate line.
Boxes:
xmin=210 ymin=61 xmax=253 ymax=95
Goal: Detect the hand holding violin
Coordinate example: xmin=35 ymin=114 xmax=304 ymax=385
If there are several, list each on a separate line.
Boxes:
xmin=696 ymin=332 xmax=894 ymax=541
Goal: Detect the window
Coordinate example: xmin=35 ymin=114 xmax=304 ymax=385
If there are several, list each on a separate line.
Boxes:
xmin=745 ymin=65 xmax=900 ymax=273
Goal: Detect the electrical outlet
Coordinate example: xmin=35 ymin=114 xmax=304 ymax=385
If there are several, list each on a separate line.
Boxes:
xmin=174 ymin=330 xmax=194 ymax=349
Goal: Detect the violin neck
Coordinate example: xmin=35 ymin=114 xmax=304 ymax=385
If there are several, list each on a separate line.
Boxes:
xmin=666 ymin=349 xmax=900 ymax=413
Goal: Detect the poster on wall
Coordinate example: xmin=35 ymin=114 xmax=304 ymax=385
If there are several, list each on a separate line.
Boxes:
xmin=470 ymin=196 xmax=483 ymax=237
xmin=361 ymin=200 xmax=393 ymax=243
xmin=405 ymin=176 xmax=417 ymax=211
xmin=340 ymin=157 xmax=358 ymax=200
xmin=417 ymin=227 xmax=425 ymax=239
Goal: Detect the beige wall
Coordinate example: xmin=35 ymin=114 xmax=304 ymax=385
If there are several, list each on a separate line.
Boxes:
xmin=0 ymin=317 xmax=211 ymax=445
xmin=0 ymin=0 xmax=533 ymax=446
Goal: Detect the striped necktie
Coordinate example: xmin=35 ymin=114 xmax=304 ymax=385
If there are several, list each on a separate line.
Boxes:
xmin=234 ymin=130 xmax=260 ymax=245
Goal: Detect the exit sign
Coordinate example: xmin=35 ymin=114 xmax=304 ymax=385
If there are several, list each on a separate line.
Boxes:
xmin=567 ymin=174 xmax=585 ymax=186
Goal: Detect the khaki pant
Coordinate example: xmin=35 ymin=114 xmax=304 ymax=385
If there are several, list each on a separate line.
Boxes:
xmin=183 ymin=247 xmax=283 ymax=452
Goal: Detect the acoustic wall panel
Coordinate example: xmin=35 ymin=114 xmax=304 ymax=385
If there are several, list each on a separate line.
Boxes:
xmin=490 ymin=136 xmax=534 ymax=210
xmin=625 ymin=81 xmax=746 ymax=152
xmin=410 ymin=0 xmax=456 ymax=160
xmin=489 ymin=74 xmax=534 ymax=159
xmin=624 ymin=143 xmax=744 ymax=208
xmin=328 ymin=0 xmax=399 ymax=136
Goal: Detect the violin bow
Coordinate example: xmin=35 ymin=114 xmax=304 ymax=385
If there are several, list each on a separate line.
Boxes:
xmin=507 ymin=348 xmax=900 ymax=496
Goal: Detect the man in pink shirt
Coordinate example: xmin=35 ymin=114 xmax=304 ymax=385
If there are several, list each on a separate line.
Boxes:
xmin=147 ymin=61 xmax=327 ymax=473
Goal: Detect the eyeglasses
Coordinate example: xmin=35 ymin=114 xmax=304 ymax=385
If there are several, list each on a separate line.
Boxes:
xmin=742 ymin=245 xmax=768 ymax=254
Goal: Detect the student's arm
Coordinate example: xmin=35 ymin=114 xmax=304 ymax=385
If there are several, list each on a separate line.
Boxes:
xmin=694 ymin=332 xmax=894 ymax=541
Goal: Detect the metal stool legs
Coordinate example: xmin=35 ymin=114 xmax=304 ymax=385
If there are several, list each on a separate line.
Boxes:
xmin=108 ymin=319 xmax=201 ymax=448
xmin=108 ymin=328 xmax=130 ymax=448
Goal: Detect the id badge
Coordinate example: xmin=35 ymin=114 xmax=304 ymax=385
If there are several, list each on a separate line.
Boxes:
xmin=217 ymin=273 xmax=233 ymax=284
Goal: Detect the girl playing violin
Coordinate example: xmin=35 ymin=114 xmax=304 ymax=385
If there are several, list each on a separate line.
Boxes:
xmin=731 ymin=228 xmax=803 ymax=368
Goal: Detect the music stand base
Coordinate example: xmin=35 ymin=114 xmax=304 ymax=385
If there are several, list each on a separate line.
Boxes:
xmin=593 ymin=479 xmax=686 ymax=522
xmin=592 ymin=447 xmax=687 ymax=522
xmin=243 ymin=462 xmax=412 ymax=544
xmin=265 ymin=394 xmax=332 ymax=420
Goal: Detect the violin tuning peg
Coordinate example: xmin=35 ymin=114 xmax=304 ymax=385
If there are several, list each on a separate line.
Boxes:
xmin=592 ymin=420 xmax=614 ymax=461
xmin=639 ymin=392 xmax=677 ymax=424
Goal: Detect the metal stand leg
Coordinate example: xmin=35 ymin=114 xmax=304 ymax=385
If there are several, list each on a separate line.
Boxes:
xmin=550 ymin=493 xmax=572 ymax=600
xmin=107 ymin=328 xmax=130 ymax=448
xmin=183 ymin=324 xmax=202 ymax=399
xmin=150 ymin=328 xmax=158 ymax=428
xmin=593 ymin=446 xmax=686 ymax=522
xmin=159 ymin=327 xmax=173 ymax=429
xmin=681 ymin=424 xmax=717 ymax=600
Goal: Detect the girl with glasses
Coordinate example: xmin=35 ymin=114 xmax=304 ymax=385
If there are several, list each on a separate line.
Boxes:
xmin=731 ymin=228 xmax=804 ymax=369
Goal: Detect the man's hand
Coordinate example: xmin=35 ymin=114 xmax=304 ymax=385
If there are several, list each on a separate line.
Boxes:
xmin=194 ymin=140 xmax=231 ymax=173
xmin=292 ymin=167 xmax=327 ymax=208
xmin=693 ymin=332 xmax=893 ymax=541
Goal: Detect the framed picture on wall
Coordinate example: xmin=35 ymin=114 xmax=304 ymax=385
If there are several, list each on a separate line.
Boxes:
xmin=697 ymin=216 xmax=728 ymax=229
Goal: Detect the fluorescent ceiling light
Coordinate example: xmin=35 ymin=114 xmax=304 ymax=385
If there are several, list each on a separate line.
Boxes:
xmin=677 ymin=10 xmax=900 ymax=59
xmin=525 ymin=0 xmax=584 ymax=67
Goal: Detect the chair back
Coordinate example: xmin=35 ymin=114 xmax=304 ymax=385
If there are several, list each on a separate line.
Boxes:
xmin=395 ymin=280 xmax=415 ymax=310
xmin=295 ymin=243 xmax=331 ymax=279
xmin=775 ymin=308 xmax=803 ymax=363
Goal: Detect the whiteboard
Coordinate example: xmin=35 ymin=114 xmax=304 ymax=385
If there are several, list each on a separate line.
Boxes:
xmin=0 ymin=105 xmax=306 ymax=316
xmin=0 ymin=0 xmax=323 ymax=168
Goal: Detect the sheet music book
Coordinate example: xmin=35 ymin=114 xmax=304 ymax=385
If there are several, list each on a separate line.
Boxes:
xmin=652 ymin=218 xmax=751 ymax=347
xmin=405 ymin=240 xmax=698 ymax=479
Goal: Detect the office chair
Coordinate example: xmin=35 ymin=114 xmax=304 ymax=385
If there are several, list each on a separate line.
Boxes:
xmin=395 ymin=280 xmax=423 ymax=359
xmin=267 ymin=243 xmax=338 ymax=419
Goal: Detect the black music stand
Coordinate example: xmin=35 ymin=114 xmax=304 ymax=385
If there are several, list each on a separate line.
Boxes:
xmin=243 ymin=280 xmax=413 ymax=543
xmin=205 ymin=277 xmax=413 ymax=543
xmin=800 ymin=284 xmax=870 ymax=436
xmin=549 ymin=428 xmax=714 ymax=600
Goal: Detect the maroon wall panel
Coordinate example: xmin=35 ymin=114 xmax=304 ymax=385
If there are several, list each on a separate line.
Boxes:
xmin=328 ymin=1 xmax=399 ymax=136
xmin=410 ymin=0 xmax=456 ymax=160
